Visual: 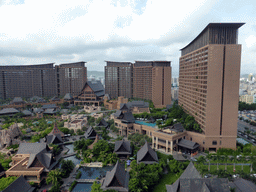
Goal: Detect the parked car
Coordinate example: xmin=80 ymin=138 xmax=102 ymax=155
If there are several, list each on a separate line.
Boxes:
xmin=232 ymin=174 xmax=240 ymax=179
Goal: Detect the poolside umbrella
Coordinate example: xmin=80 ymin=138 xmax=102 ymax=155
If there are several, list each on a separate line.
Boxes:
xmin=127 ymin=160 xmax=131 ymax=166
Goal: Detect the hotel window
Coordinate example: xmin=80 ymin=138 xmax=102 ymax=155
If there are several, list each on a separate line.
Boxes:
xmin=212 ymin=141 xmax=217 ymax=145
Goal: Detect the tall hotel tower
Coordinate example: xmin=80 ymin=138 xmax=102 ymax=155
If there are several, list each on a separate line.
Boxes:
xmin=179 ymin=23 xmax=244 ymax=151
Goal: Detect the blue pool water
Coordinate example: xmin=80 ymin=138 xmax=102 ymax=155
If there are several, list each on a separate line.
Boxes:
xmin=79 ymin=166 xmax=114 ymax=179
xmin=72 ymin=183 xmax=92 ymax=192
xmin=135 ymin=120 xmax=156 ymax=127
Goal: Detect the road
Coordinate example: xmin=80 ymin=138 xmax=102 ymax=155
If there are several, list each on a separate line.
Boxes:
xmin=237 ymin=120 xmax=256 ymax=133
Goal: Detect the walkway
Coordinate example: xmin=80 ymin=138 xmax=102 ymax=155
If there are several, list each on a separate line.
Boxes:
xmin=76 ymin=179 xmax=96 ymax=183
xmin=63 ymin=152 xmax=76 ymax=158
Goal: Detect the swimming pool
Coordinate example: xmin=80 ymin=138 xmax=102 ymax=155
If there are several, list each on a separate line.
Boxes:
xmin=72 ymin=183 xmax=92 ymax=192
xmin=78 ymin=166 xmax=114 ymax=179
xmin=135 ymin=120 xmax=156 ymax=127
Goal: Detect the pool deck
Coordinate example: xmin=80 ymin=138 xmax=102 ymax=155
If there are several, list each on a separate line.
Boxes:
xmin=77 ymin=162 xmax=103 ymax=167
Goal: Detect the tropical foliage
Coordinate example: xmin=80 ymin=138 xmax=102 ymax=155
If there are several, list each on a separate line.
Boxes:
xmin=60 ymin=159 xmax=75 ymax=178
xmin=0 ymin=176 xmax=17 ymax=191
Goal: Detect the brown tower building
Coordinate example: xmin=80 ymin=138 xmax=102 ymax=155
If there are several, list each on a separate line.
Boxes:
xmin=179 ymin=23 xmax=244 ymax=151
xmin=105 ymin=61 xmax=133 ymax=99
xmin=0 ymin=63 xmax=57 ymax=100
xmin=0 ymin=62 xmax=87 ymax=100
xmin=133 ymin=61 xmax=172 ymax=108
xmin=56 ymin=62 xmax=87 ymax=97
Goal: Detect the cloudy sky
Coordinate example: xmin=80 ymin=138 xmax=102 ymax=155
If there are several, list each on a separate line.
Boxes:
xmin=0 ymin=0 xmax=255 ymax=77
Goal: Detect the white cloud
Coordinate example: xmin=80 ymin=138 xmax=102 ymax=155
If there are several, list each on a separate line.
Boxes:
xmin=245 ymin=35 xmax=256 ymax=48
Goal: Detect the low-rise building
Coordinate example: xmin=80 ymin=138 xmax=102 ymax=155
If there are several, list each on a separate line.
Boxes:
xmin=3 ymin=175 xmax=35 ymax=192
xmin=104 ymin=96 xmax=128 ymax=110
xmin=6 ymin=143 xmax=54 ymax=183
xmin=92 ymin=112 xmax=104 ymax=119
xmin=84 ymin=105 xmax=101 ymax=113
xmin=119 ymin=101 xmax=150 ymax=114
xmin=74 ymin=81 xmax=105 ymax=106
xmin=64 ymin=119 xmax=86 ymax=133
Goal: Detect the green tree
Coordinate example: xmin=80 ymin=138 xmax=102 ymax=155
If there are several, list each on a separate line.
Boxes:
xmin=46 ymin=169 xmax=62 ymax=185
xmin=91 ymin=181 xmax=103 ymax=192
xmin=60 ymin=160 xmax=75 ymax=177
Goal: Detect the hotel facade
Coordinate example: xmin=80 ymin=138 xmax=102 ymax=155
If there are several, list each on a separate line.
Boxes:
xmin=179 ymin=23 xmax=244 ymax=151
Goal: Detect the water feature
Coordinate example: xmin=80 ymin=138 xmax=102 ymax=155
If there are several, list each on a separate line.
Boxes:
xmin=65 ymin=144 xmax=75 ymax=154
xmin=72 ymin=183 xmax=93 ymax=192
xmin=78 ymin=166 xmax=114 ymax=179
xmin=135 ymin=120 xmax=157 ymax=127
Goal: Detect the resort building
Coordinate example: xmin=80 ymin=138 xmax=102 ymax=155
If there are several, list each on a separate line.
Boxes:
xmin=84 ymin=105 xmax=101 ymax=113
xmin=113 ymin=111 xmax=194 ymax=154
xmin=85 ymin=127 xmax=97 ymax=140
xmin=104 ymin=61 xmax=172 ymax=108
xmin=133 ymin=61 xmax=172 ymax=108
xmin=104 ymin=96 xmax=128 ymax=110
xmin=6 ymin=143 xmax=54 ymax=183
xmin=56 ymin=62 xmax=87 ymax=97
xmin=101 ymin=161 xmax=129 ymax=192
xmin=119 ymin=101 xmax=150 ymax=114
xmin=105 ymin=61 xmax=133 ymax=99
xmin=179 ymin=23 xmax=244 ymax=151
xmin=0 ymin=62 xmax=87 ymax=100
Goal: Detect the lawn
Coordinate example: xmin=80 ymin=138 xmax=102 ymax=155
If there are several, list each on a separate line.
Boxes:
xmin=152 ymin=172 xmax=179 ymax=192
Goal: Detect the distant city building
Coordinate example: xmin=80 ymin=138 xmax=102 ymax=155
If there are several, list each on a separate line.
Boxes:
xmin=0 ymin=62 xmax=87 ymax=100
xmin=171 ymin=87 xmax=179 ymax=101
xmin=105 ymin=61 xmax=172 ymax=108
xmin=248 ymin=73 xmax=253 ymax=81
xmin=179 ymin=23 xmax=244 ymax=151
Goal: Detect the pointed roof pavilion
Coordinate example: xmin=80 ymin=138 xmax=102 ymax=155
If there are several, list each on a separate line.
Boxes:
xmin=137 ymin=141 xmax=158 ymax=164
xmin=49 ymin=122 xmax=64 ymax=137
xmin=114 ymin=139 xmax=132 ymax=156
xmin=101 ymin=161 xmax=129 ymax=191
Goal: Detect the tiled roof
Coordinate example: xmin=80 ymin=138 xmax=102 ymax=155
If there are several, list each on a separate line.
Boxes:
xmin=87 ymin=81 xmax=104 ymax=92
xmin=166 ymin=178 xmax=230 ymax=192
xmin=64 ymin=93 xmax=73 ymax=100
xmin=114 ymin=139 xmax=131 ymax=155
xmin=180 ymin=162 xmax=201 ymax=179
xmin=12 ymin=97 xmax=24 ymax=103
xmin=120 ymin=101 xmax=149 ymax=110
xmin=42 ymin=134 xmax=63 ymax=145
xmin=101 ymin=161 xmax=129 ymax=191
xmin=177 ymin=139 xmax=200 ymax=150
xmin=42 ymin=104 xmax=58 ymax=109
xmin=170 ymin=123 xmax=184 ymax=132
xmin=33 ymin=108 xmax=44 ymax=113
xmin=17 ymin=143 xmax=50 ymax=154
xmin=0 ymin=108 xmax=19 ymax=115
xmin=122 ymin=112 xmax=135 ymax=123
xmin=85 ymin=127 xmax=97 ymax=139
xmin=137 ymin=141 xmax=158 ymax=164
xmin=49 ymin=123 xmax=64 ymax=137
xmin=97 ymin=119 xmax=108 ymax=127
xmin=232 ymin=178 xmax=256 ymax=192
xmin=22 ymin=110 xmax=32 ymax=116
xmin=3 ymin=176 xmax=35 ymax=192
xmin=44 ymin=108 xmax=57 ymax=114
xmin=50 ymin=96 xmax=60 ymax=101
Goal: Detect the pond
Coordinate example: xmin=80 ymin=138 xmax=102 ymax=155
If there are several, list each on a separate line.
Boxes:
xmin=65 ymin=144 xmax=74 ymax=154
xmin=78 ymin=166 xmax=114 ymax=179
xmin=72 ymin=183 xmax=93 ymax=192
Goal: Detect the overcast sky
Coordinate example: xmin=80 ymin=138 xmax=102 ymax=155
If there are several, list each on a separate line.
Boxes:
xmin=0 ymin=0 xmax=255 ymax=77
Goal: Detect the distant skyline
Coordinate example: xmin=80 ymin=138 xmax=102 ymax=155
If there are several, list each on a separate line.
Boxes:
xmin=0 ymin=0 xmax=255 ymax=76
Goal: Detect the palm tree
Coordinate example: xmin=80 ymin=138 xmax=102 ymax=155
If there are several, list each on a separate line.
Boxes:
xmin=224 ymin=154 xmax=228 ymax=170
xmin=240 ymin=154 xmax=246 ymax=171
xmin=46 ymin=169 xmax=62 ymax=185
xmin=206 ymin=154 xmax=212 ymax=171
xmin=249 ymin=153 xmax=254 ymax=172
xmin=216 ymin=154 xmax=221 ymax=171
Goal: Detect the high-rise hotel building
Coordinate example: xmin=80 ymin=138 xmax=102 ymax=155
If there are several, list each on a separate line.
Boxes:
xmin=133 ymin=61 xmax=172 ymax=108
xmin=105 ymin=61 xmax=172 ymax=108
xmin=0 ymin=62 xmax=87 ymax=100
xmin=179 ymin=23 xmax=244 ymax=151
